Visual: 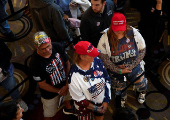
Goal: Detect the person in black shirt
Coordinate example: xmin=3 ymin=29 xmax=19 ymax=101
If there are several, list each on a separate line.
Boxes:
xmin=80 ymin=0 xmax=115 ymax=47
xmin=28 ymin=0 xmax=71 ymax=43
xmin=29 ymin=31 xmax=74 ymax=120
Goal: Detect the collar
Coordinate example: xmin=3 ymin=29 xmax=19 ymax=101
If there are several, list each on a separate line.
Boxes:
xmin=100 ymin=6 xmax=105 ymax=13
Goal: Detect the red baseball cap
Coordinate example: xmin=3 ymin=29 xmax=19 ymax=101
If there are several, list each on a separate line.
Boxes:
xmin=111 ymin=12 xmax=127 ymax=32
xmin=74 ymin=41 xmax=100 ymax=57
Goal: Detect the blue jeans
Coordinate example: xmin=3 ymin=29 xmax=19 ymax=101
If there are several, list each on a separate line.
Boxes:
xmin=0 ymin=64 xmax=20 ymax=105
xmin=0 ymin=1 xmax=11 ymax=35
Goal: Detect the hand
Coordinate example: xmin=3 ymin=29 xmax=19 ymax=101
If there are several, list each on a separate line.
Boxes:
xmin=118 ymin=64 xmax=127 ymax=69
xmin=0 ymin=68 xmax=2 ymax=72
xmin=151 ymin=7 xmax=155 ymax=13
xmin=98 ymin=102 xmax=108 ymax=114
xmin=58 ymin=84 xmax=68 ymax=96
xmin=70 ymin=2 xmax=78 ymax=7
xmin=121 ymin=67 xmax=132 ymax=74
xmin=64 ymin=14 xmax=69 ymax=22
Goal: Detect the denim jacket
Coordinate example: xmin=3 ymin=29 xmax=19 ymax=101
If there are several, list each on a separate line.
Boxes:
xmin=54 ymin=0 xmax=71 ymax=11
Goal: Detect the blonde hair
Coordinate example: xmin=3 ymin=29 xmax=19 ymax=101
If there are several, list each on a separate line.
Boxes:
xmin=107 ymin=25 xmax=132 ymax=54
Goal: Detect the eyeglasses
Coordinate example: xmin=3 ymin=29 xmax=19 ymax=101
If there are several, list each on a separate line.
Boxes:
xmin=39 ymin=44 xmax=51 ymax=51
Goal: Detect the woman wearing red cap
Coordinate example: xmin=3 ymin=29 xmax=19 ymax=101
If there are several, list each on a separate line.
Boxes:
xmin=97 ymin=12 xmax=148 ymax=107
xmin=68 ymin=41 xmax=111 ymax=120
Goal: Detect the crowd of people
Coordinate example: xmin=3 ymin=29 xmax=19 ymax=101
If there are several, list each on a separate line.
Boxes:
xmin=0 ymin=0 xmax=168 ymax=120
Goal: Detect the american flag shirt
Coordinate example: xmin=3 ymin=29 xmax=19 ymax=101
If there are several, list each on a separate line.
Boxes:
xmin=30 ymin=43 xmax=68 ymax=99
xmin=68 ymin=57 xmax=111 ymax=104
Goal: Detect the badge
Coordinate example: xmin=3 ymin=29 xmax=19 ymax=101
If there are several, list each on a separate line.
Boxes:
xmin=126 ymin=38 xmax=130 ymax=43
xmin=84 ymin=76 xmax=89 ymax=82
xmin=87 ymin=50 xmax=90 ymax=53
xmin=97 ymin=22 xmax=100 ymax=26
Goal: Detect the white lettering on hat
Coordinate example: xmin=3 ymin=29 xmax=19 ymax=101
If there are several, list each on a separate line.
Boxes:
xmin=113 ymin=20 xmax=125 ymax=25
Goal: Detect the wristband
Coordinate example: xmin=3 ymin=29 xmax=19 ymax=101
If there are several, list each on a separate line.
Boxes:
xmin=120 ymin=69 xmax=122 ymax=74
xmin=93 ymin=106 xmax=98 ymax=112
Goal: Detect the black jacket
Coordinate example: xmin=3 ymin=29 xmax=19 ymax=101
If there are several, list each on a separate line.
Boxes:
xmin=0 ymin=40 xmax=12 ymax=71
xmin=28 ymin=0 xmax=70 ymax=42
xmin=80 ymin=0 xmax=115 ymax=47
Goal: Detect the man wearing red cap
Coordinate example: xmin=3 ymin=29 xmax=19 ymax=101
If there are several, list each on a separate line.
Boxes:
xmin=80 ymin=0 xmax=115 ymax=47
xmin=29 ymin=31 xmax=74 ymax=120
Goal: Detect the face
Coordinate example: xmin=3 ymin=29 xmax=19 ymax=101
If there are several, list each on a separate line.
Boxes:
xmin=37 ymin=38 xmax=52 ymax=56
xmin=114 ymin=31 xmax=125 ymax=37
xmin=13 ymin=105 xmax=24 ymax=120
xmin=81 ymin=55 xmax=95 ymax=63
xmin=91 ymin=0 xmax=106 ymax=13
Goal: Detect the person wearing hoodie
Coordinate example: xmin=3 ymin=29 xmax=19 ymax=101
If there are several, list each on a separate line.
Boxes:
xmin=28 ymin=0 xmax=71 ymax=43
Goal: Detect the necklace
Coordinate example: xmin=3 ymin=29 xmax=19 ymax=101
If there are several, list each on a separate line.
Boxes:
xmin=77 ymin=62 xmax=95 ymax=82
xmin=83 ymin=74 xmax=95 ymax=82
xmin=84 ymin=76 xmax=89 ymax=82
xmin=78 ymin=63 xmax=92 ymax=82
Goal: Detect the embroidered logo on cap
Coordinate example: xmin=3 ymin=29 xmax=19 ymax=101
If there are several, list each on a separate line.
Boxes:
xmin=87 ymin=43 xmax=94 ymax=53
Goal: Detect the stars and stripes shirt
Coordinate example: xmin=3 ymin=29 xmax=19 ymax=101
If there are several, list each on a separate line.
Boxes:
xmin=68 ymin=57 xmax=111 ymax=104
xmin=30 ymin=43 xmax=68 ymax=99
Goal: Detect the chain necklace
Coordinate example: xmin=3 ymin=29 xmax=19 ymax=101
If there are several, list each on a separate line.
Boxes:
xmin=77 ymin=63 xmax=93 ymax=82
xmin=83 ymin=67 xmax=95 ymax=82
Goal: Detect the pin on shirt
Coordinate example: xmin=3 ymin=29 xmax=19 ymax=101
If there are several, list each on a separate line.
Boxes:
xmin=124 ymin=76 xmax=126 ymax=81
xmin=126 ymin=38 xmax=130 ymax=43
xmin=97 ymin=22 xmax=100 ymax=26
